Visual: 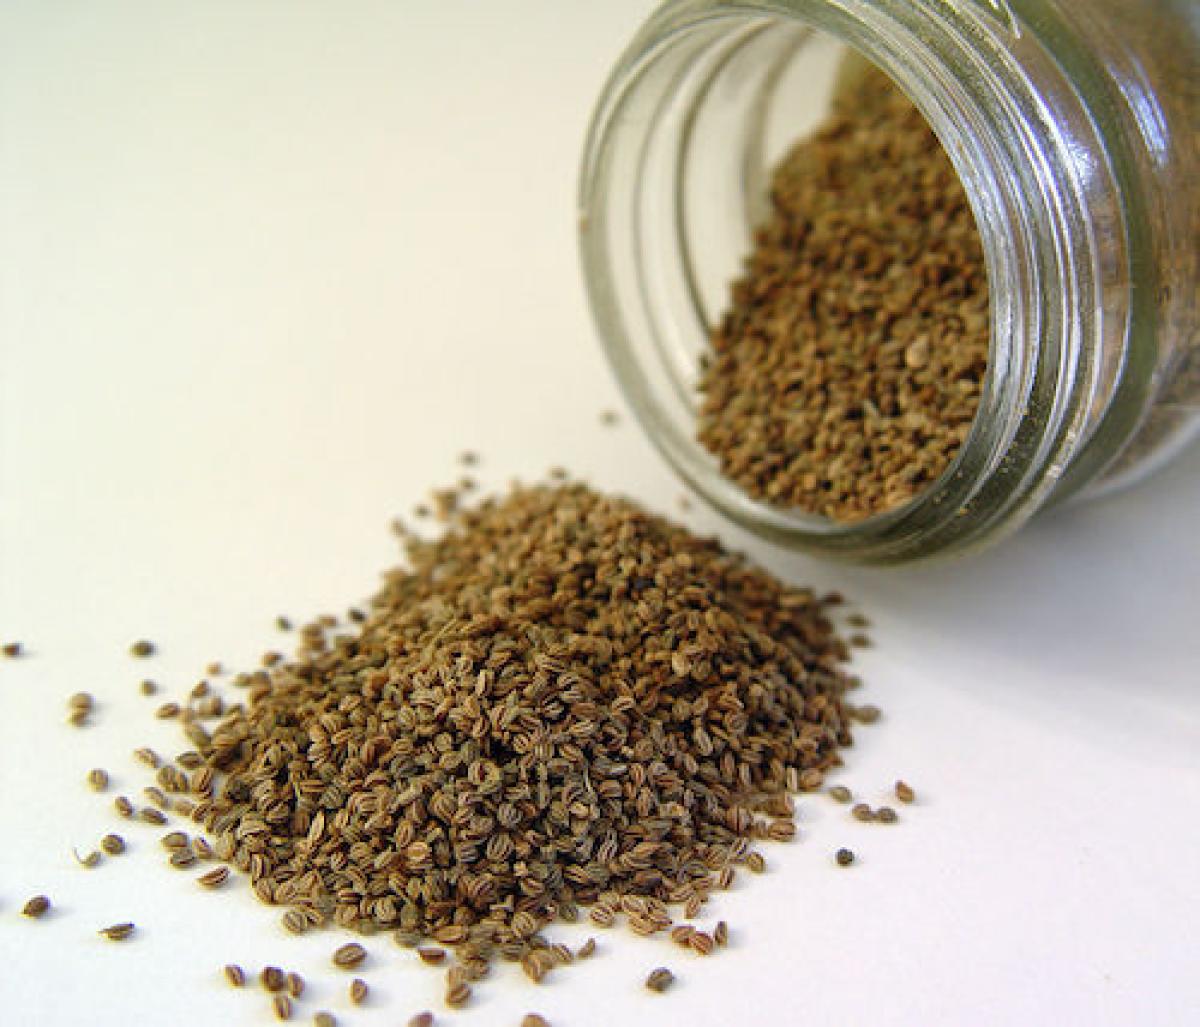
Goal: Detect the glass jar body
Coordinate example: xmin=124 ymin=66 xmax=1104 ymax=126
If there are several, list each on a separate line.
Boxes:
xmin=578 ymin=0 xmax=1199 ymax=562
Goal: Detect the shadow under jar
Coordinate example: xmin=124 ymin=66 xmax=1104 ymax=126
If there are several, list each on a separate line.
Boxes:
xmin=578 ymin=0 xmax=1199 ymax=563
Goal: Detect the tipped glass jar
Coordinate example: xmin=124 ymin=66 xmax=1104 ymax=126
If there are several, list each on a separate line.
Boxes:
xmin=578 ymin=0 xmax=1199 ymax=563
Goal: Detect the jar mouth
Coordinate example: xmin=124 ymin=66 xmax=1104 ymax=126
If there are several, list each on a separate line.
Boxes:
xmin=579 ymin=0 xmax=1117 ymax=562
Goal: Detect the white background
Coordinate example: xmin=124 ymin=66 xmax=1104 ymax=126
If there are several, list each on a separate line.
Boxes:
xmin=2 ymin=3 xmax=1198 ymax=1026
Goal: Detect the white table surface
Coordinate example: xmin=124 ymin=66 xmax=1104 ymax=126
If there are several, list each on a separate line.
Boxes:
xmin=2 ymin=3 xmax=1198 ymax=1026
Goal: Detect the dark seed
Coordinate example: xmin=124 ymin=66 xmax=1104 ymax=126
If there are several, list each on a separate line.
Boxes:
xmin=645 ymin=967 xmax=675 ymax=993
xmin=22 ymin=895 xmax=50 ymax=917
xmin=99 ymin=922 xmax=135 ymax=940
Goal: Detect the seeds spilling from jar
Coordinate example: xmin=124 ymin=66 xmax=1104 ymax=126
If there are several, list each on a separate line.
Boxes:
xmin=150 ymin=481 xmax=865 ymax=1007
xmin=697 ymin=57 xmax=989 ymax=522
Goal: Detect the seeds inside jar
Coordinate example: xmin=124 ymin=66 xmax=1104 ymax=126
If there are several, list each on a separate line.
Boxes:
xmin=696 ymin=59 xmax=988 ymax=521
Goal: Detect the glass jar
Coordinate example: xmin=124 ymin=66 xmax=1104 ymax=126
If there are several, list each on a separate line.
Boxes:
xmin=578 ymin=0 xmax=1199 ymax=563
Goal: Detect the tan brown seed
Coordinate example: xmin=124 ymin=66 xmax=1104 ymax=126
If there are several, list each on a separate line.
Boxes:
xmin=836 ymin=847 xmax=855 ymax=867
xmin=139 ymin=679 xmax=158 ymax=695
xmin=137 ymin=807 xmax=168 ymax=826
xmin=670 ymin=924 xmax=695 ymax=946
xmin=407 ymin=1013 xmax=434 ymax=1027
xmin=432 ymin=923 xmax=469 ymax=945
xmin=67 ymin=692 xmax=93 ymax=725
xmin=745 ymin=852 xmax=766 ymax=873
xmin=100 ymin=834 xmax=126 ymax=855
xmin=521 ymin=1016 xmax=551 ymax=1027
xmin=99 ymin=922 xmax=135 ymax=940
xmin=260 ymin=966 xmax=286 ymax=992
xmin=828 ymin=785 xmax=853 ymax=803
xmin=895 ymin=780 xmax=915 ymax=803
xmin=286 ymin=972 xmax=305 ymax=999
xmin=332 ymin=942 xmax=367 ymax=969
xmin=348 ymin=978 xmax=368 ymax=1005
xmin=22 ymin=895 xmax=50 ymax=917
xmin=577 ymin=937 xmax=596 ymax=959
xmin=2 ymin=641 xmax=22 ymax=657
xmin=114 ymin=796 xmax=133 ymax=818
xmin=74 ymin=848 xmax=102 ymax=868
xmin=272 ymin=994 xmax=293 ymax=1021
xmin=133 ymin=747 xmax=160 ymax=769
xmin=876 ymin=806 xmax=898 ymax=824
xmin=444 ymin=982 xmax=470 ymax=1009
xmin=589 ymin=906 xmax=615 ymax=928
xmin=197 ymin=866 xmax=230 ymax=888
xmin=714 ymin=920 xmax=729 ymax=946
xmin=281 ymin=910 xmax=308 ymax=935
xmin=87 ymin=768 xmax=110 ymax=792
xmin=224 ymin=964 xmax=246 ymax=987
xmin=852 ymin=803 xmax=875 ymax=823
xmin=129 ymin=640 xmax=155 ymax=658
xmin=314 ymin=1013 xmax=337 ymax=1027
xmin=155 ymin=702 xmax=181 ymax=719
xmin=417 ymin=947 xmax=446 ymax=965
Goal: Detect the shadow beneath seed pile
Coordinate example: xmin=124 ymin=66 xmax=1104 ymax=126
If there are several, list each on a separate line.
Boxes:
xmin=777 ymin=442 xmax=1200 ymax=756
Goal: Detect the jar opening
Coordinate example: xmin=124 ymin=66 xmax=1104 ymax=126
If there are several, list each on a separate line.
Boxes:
xmin=580 ymin=0 xmax=1114 ymax=562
